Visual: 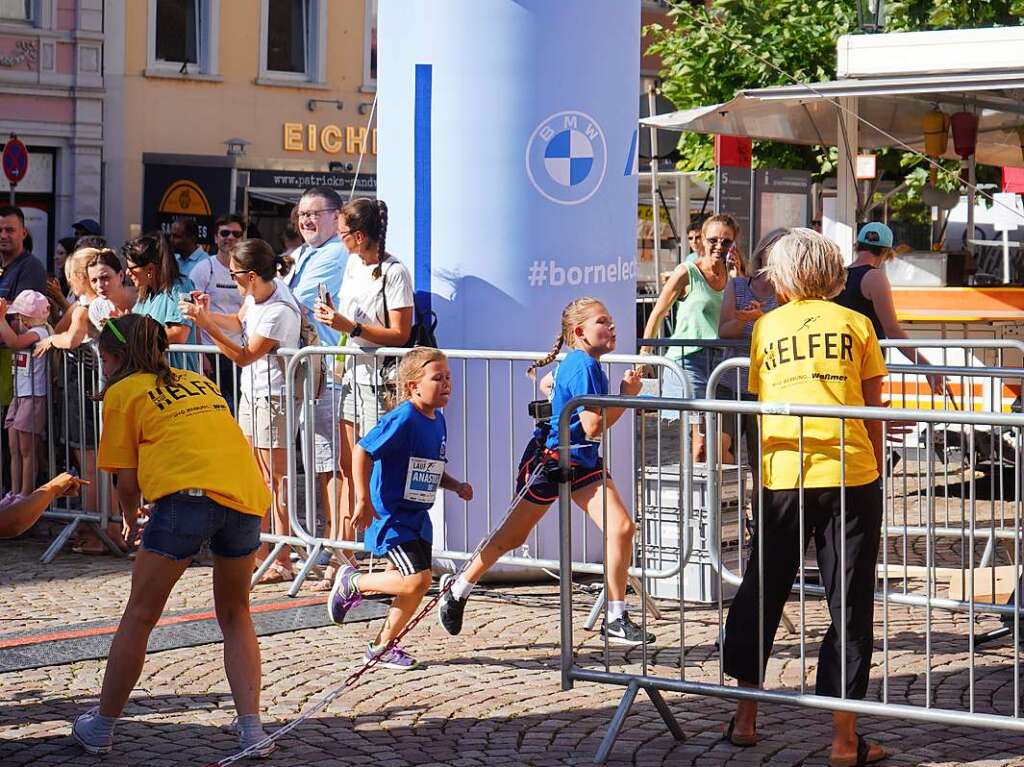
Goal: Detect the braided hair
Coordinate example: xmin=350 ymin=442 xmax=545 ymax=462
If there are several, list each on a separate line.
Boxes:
xmin=526 ymin=297 xmax=605 ymax=379
xmin=341 ymin=197 xmax=389 ymax=278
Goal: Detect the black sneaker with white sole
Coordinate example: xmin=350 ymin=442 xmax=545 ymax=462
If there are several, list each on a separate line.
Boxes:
xmin=438 ymin=573 xmax=468 ymax=636
xmin=600 ymin=612 xmax=656 ymax=646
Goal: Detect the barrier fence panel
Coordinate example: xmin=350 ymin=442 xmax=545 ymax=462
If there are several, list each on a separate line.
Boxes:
xmin=10 ymin=347 xmax=121 ymax=562
xmin=558 ymin=394 xmax=1024 ymax=764
xmin=280 ymin=346 xmax=699 ymax=604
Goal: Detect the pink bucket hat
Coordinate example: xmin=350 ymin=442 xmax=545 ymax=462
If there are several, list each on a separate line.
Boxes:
xmin=8 ymin=290 xmax=50 ymax=320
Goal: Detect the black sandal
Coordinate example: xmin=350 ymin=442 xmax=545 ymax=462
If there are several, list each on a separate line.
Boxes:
xmin=829 ymin=734 xmax=888 ymax=767
xmin=722 ymin=716 xmax=757 ymax=747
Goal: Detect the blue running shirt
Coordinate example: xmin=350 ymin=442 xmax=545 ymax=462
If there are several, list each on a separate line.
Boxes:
xmin=358 ymin=400 xmax=447 ymax=555
xmin=537 ymin=349 xmax=608 ymax=469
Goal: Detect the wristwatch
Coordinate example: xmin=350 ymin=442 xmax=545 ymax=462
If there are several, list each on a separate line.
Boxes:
xmin=350 ymin=322 xmax=364 ymax=338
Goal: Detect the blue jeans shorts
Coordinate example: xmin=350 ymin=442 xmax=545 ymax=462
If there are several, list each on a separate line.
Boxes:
xmin=141 ymin=492 xmax=263 ymax=561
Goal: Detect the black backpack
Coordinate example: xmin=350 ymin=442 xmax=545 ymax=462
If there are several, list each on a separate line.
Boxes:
xmin=379 ymin=258 xmax=438 ymax=388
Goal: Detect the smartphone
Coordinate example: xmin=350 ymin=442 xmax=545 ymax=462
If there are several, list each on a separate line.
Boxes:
xmin=182 ymin=293 xmax=196 ymax=304
xmin=317 ymin=282 xmax=331 ymax=307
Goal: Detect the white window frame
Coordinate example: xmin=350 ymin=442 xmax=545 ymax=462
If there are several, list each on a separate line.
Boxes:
xmin=361 ymin=0 xmax=377 ymax=92
xmin=146 ymin=0 xmax=220 ymax=78
xmin=257 ymin=0 xmax=326 ymax=86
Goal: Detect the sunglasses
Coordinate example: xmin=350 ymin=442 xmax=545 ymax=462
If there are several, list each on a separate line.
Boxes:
xmin=229 ymin=269 xmax=253 ymax=279
xmin=704 ymin=237 xmax=734 ymax=248
xmin=218 ymin=229 xmax=243 ymax=239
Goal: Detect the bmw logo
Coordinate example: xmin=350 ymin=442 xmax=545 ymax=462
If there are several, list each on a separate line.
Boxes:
xmin=526 ymin=111 xmax=607 ymax=206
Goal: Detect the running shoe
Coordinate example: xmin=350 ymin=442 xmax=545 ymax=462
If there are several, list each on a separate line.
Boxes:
xmin=365 ymin=643 xmax=419 ymax=670
xmin=437 ymin=573 xmax=468 ymax=636
xmin=227 ymin=717 xmax=277 ymax=758
xmin=600 ymin=612 xmax=656 ymax=646
xmin=327 ymin=565 xmax=362 ymax=625
xmin=71 ymin=708 xmax=114 ymax=755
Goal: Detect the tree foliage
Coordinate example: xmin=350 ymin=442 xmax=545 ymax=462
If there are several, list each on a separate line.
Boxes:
xmin=647 ymin=0 xmax=1024 ymax=181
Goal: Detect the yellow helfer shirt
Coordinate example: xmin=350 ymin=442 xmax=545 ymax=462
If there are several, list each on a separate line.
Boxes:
xmin=748 ymin=299 xmax=887 ymax=490
xmin=98 ymin=369 xmax=272 ymax=517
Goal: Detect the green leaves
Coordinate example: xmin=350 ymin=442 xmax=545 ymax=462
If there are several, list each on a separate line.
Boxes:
xmin=649 ymin=0 xmax=1023 ymax=194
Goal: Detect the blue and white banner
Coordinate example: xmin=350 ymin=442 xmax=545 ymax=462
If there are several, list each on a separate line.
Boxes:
xmin=378 ymin=0 xmax=640 ymax=574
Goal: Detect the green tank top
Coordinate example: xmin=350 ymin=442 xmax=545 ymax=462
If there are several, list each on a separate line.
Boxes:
xmin=667 ymin=262 xmax=724 ymax=359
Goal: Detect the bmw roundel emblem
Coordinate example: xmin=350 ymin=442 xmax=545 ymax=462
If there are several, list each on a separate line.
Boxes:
xmin=526 ymin=110 xmax=607 ymax=206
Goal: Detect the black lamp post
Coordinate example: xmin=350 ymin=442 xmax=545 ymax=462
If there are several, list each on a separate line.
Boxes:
xmin=856 ymin=0 xmax=886 ymax=33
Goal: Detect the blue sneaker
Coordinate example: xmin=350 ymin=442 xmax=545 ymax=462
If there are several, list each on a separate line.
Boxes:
xmin=327 ymin=565 xmax=362 ymax=624
xmin=72 ymin=707 xmax=114 ymax=755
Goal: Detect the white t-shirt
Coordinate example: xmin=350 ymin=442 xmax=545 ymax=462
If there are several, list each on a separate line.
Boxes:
xmin=337 ymin=254 xmax=414 ymax=384
xmin=238 ymin=280 xmax=301 ymax=399
xmin=189 ymin=255 xmax=244 ymax=344
xmin=13 ymin=325 xmax=49 ymax=397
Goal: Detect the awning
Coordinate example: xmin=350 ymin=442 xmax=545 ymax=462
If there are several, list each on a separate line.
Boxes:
xmin=641 ymin=72 xmax=1024 ymax=168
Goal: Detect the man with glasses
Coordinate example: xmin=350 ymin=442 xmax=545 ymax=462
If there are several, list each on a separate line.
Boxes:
xmin=285 ymin=187 xmax=347 ymax=567
xmin=169 ymin=216 xmax=209 ymax=277
xmin=189 ymin=213 xmax=247 ymax=411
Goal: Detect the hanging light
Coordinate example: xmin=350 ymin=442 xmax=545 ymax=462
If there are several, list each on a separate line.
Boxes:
xmin=950 ymin=112 xmax=979 ymax=159
xmin=856 ymin=0 xmax=886 ymax=33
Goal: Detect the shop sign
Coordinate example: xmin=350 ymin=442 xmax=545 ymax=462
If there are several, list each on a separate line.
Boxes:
xmin=142 ymin=162 xmax=232 ymax=244
xmin=282 ymin=123 xmax=378 ymax=156
xmin=246 ymin=168 xmax=376 ymax=195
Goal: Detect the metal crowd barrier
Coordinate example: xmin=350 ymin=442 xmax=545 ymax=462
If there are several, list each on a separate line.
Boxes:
xmin=1 ymin=347 xmax=120 ymax=562
xmin=558 ymin=394 xmax=1024 ymax=763
xmin=708 ymin=356 xmax=1024 ymax=610
xmin=276 ymin=345 xmax=699 ymax=609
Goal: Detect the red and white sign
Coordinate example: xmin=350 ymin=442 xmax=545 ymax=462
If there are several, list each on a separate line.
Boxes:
xmin=2 ymin=136 xmax=29 ymax=186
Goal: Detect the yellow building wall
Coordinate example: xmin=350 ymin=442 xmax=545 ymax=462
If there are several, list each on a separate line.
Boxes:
xmin=115 ymin=0 xmax=376 ymax=238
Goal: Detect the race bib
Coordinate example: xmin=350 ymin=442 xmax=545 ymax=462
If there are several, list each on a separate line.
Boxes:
xmin=404 ymin=457 xmax=444 ymax=504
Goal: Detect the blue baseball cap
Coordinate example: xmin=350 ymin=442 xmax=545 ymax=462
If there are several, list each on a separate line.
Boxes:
xmin=856 ymin=222 xmax=893 ymax=249
xmin=72 ymin=218 xmax=101 ymax=236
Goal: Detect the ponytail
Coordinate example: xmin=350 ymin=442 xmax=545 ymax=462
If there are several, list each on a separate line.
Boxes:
xmin=97 ymin=314 xmax=175 ymax=398
xmin=527 ymin=297 xmax=606 ymax=379
xmin=527 ymin=333 xmax=564 ymax=379
xmin=376 ymin=199 xmax=388 ymax=265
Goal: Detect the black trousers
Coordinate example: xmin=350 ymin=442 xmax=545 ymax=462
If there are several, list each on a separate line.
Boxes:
xmin=723 ymin=481 xmax=882 ymax=699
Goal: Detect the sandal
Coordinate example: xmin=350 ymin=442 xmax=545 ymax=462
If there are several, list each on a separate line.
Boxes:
xmin=722 ymin=716 xmax=757 ymax=747
xmin=257 ymin=562 xmax=295 ymax=584
xmin=310 ymin=562 xmax=341 ymax=591
xmin=829 ymin=735 xmax=889 ymax=767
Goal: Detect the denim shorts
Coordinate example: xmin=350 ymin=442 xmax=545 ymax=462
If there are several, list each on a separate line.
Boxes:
xmin=141 ymin=492 xmax=263 ymax=561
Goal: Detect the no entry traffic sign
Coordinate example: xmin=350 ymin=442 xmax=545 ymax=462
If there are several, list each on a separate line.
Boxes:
xmin=2 ymin=136 xmax=29 ymax=186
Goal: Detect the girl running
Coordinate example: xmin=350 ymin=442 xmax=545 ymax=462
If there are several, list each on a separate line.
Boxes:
xmin=438 ymin=297 xmax=654 ymax=646
xmin=327 ymin=348 xmax=473 ymax=670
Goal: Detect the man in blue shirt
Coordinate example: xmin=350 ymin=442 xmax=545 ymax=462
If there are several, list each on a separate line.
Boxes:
xmin=170 ymin=217 xmax=209 ymax=278
xmin=286 ymin=187 xmax=347 ymax=560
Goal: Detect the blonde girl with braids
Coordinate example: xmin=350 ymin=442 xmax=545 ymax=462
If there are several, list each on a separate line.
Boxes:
xmin=436 ymin=298 xmax=655 ymax=647
xmin=73 ymin=314 xmax=276 ymax=757
xmin=327 ymin=347 xmax=472 ymax=670
xmin=313 ymin=197 xmax=414 ymax=582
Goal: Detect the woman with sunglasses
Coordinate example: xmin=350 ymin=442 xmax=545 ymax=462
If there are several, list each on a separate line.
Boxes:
xmin=180 ymin=238 xmax=303 ymax=584
xmin=122 ymin=233 xmax=200 ymax=372
xmin=641 ymin=213 xmax=740 ymax=462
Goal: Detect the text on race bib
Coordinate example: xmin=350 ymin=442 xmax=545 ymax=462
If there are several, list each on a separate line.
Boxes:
xmin=404 ymin=457 xmax=444 ymax=504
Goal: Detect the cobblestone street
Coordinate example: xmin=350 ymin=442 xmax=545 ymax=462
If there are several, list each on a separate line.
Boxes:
xmin=3 ymin=539 xmax=1024 ymax=766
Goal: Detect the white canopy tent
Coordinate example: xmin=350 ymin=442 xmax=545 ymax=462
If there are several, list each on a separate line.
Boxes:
xmin=641 ymin=46 xmax=1024 ymax=259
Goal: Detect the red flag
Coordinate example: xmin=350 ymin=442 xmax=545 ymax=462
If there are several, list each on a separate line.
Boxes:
xmin=1002 ymin=166 xmax=1024 ymax=193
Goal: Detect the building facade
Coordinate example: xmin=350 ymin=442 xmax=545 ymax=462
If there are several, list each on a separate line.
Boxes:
xmin=103 ymin=0 xmax=379 ymax=247
xmin=0 ymin=0 xmax=104 ymax=268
